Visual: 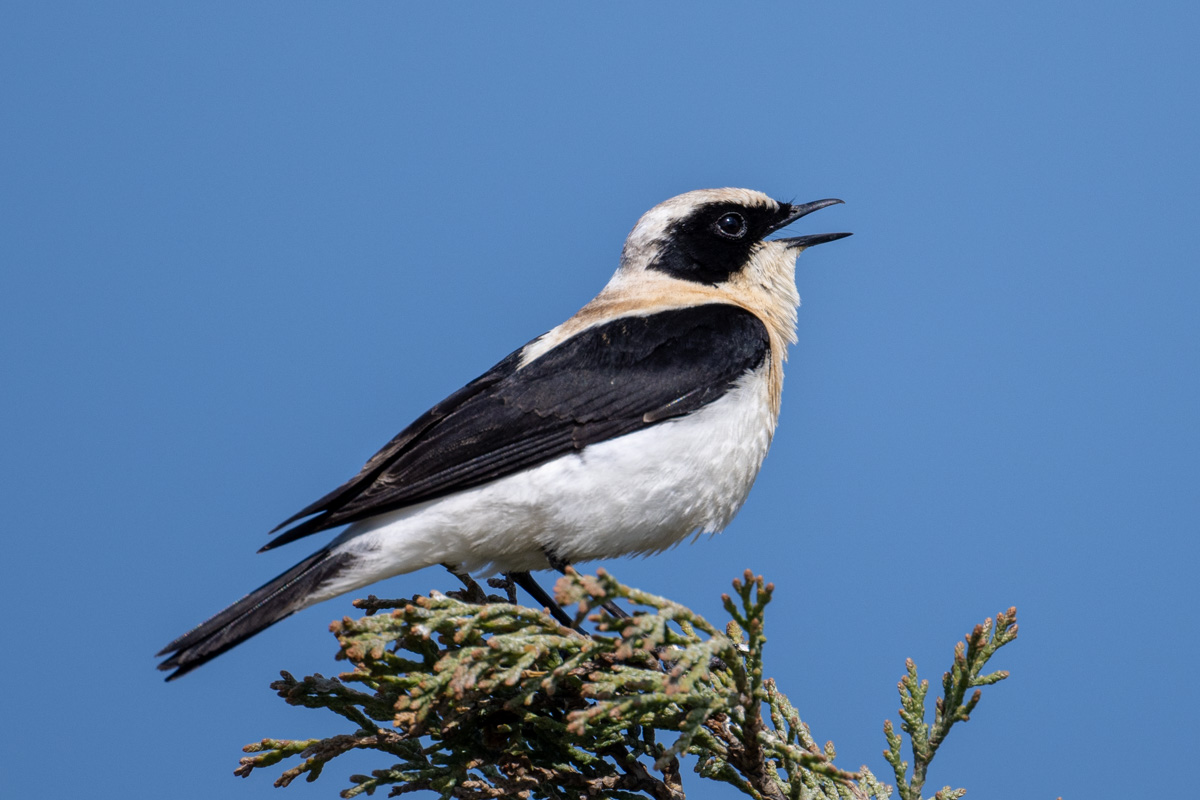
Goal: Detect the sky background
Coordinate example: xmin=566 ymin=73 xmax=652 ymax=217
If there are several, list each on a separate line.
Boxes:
xmin=2 ymin=3 xmax=1197 ymax=799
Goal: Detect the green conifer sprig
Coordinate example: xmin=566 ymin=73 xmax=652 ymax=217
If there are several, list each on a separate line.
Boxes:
xmin=235 ymin=570 xmax=1016 ymax=800
xmin=882 ymin=608 xmax=1018 ymax=800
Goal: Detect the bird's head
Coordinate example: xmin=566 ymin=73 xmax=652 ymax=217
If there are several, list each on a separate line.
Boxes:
xmin=618 ymin=188 xmax=850 ymax=288
xmin=521 ymin=188 xmax=850 ymax=373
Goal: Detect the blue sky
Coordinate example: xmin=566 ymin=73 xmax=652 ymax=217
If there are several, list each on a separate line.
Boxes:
xmin=2 ymin=3 xmax=1197 ymax=799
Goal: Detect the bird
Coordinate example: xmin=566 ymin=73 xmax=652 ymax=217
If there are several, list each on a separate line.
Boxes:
xmin=157 ymin=188 xmax=850 ymax=680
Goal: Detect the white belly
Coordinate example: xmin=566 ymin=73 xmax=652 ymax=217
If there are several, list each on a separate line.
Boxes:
xmin=314 ymin=365 xmax=777 ymax=601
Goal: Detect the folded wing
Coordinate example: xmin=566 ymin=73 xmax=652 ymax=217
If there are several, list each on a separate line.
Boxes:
xmin=263 ymin=303 xmax=770 ymax=550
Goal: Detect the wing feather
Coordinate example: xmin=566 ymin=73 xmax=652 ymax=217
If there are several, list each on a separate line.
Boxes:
xmin=262 ymin=303 xmax=769 ymax=551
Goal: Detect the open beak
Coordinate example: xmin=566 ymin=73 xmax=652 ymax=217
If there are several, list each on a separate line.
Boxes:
xmin=768 ymin=198 xmax=852 ymax=250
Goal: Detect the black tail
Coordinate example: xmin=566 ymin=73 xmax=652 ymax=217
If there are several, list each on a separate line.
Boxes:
xmin=156 ymin=547 xmax=356 ymax=681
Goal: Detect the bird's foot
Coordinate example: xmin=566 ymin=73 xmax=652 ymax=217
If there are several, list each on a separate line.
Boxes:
xmin=442 ymin=564 xmax=508 ymax=604
xmin=486 ymin=574 xmax=518 ymax=604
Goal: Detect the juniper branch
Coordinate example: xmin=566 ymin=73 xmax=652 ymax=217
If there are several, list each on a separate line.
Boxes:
xmin=236 ymin=571 xmax=1019 ymax=800
xmin=883 ymin=607 xmax=1018 ymax=800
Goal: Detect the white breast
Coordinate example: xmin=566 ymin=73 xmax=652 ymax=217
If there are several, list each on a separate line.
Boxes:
xmin=313 ymin=364 xmax=778 ymax=603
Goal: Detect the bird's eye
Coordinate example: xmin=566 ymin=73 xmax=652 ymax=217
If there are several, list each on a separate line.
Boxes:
xmin=714 ymin=212 xmax=747 ymax=239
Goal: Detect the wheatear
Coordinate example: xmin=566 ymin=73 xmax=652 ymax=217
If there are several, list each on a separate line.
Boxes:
xmin=158 ymin=188 xmax=850 ymax=679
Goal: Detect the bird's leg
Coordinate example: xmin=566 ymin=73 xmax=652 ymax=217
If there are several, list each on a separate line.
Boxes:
xmin=542 ymin=548 xmax=631 ymax=621
xmin=542 ymin=549 xmax=571 ymax=574
xmin=538 ymin=551 xmax=681 ymax=674
xmin=505 ymin=571 xmax=579 ymax=629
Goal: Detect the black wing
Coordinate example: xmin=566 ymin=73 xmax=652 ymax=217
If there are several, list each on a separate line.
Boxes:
xmin=262 ymin=303 xmax=770 ymax=551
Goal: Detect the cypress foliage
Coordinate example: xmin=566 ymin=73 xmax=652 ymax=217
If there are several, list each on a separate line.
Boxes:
xmin=236 ymin=569 xmax=1017 ymax=799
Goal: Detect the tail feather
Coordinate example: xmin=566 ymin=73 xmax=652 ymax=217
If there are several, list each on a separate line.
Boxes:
xmin=156 ymin=547 xmax=356 ymax=681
